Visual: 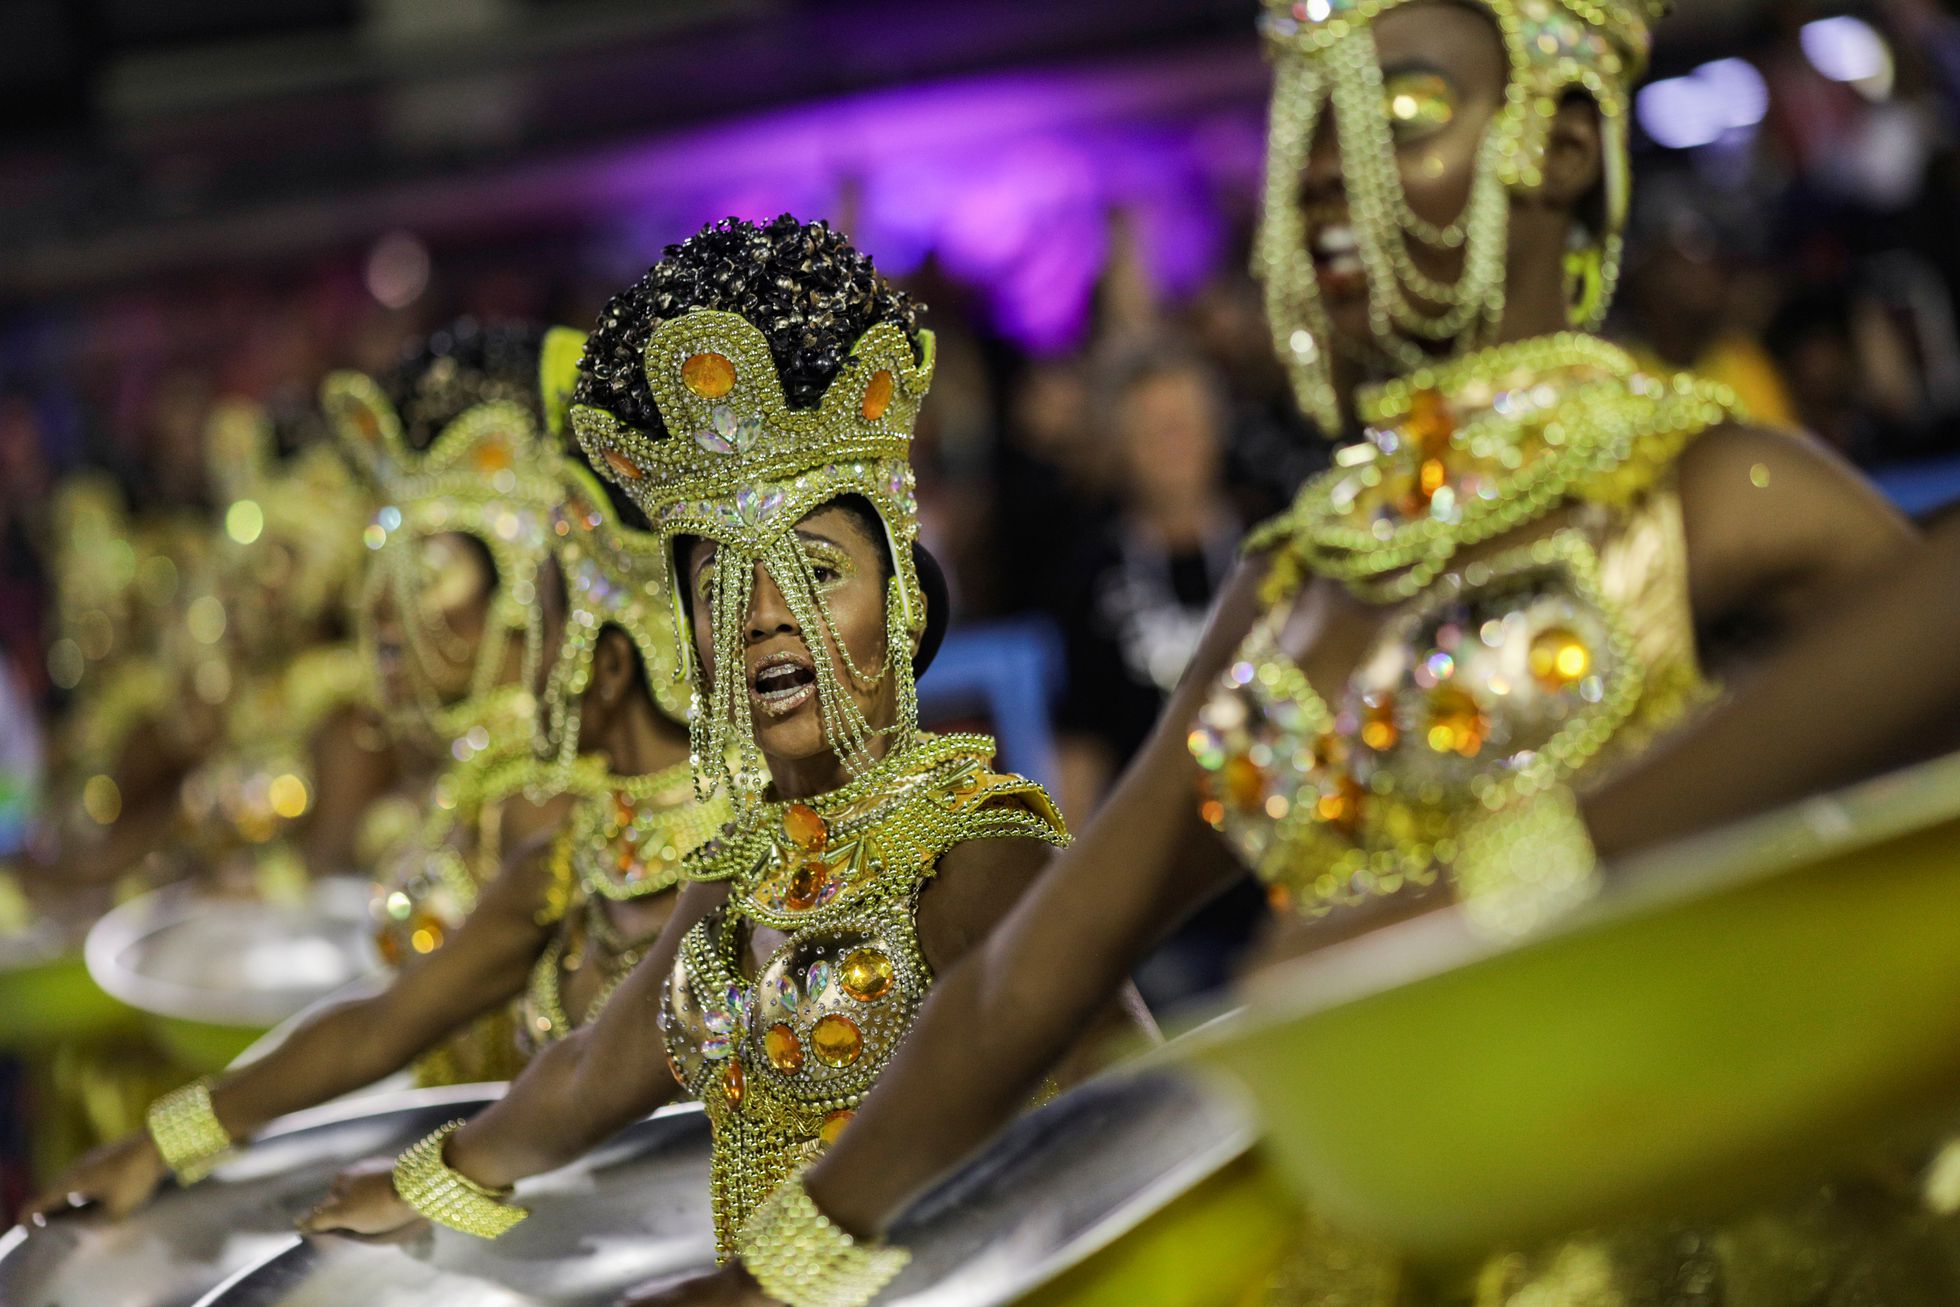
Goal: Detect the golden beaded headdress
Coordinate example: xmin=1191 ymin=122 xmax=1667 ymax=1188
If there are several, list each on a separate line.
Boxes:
xmin=1256 ymin=0 xmax=1671 ymax=431
xmin=203 ymin=399 xmax=367 ymax=658
xmin=572 ymin=308 xmax=936 ymax=804
xmin=321 ymin=355 xmax=558 ymax=747
xmin=536 ymin=327 xmax=691 ymax=773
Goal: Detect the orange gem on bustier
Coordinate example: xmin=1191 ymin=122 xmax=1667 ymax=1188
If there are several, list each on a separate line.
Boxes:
xmin=783 ymin=803 xmax=828 ymax=852
xmin=1528 ymin=628 xmax=1591 ymax=692
xmin=1425 ymin=685 xmax=1490 ymax=757
xmin=721 ymin=1059 xmax=745 ymax=1107
xmin=764 ymin=1023 xmax=804 ymax=1073
xmin=603 ymin=449 xmax=644 ymax=481
xmin=1223 ymin=756 xmax=1265 ymax=810
xmin=811 ymin=1014 xmax=863 ymax=1067
xmin=839 ymin=948 xmax=894 ymax=1002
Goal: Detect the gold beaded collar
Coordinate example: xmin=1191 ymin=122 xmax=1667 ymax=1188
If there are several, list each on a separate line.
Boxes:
xmin=1249 ymin=333 xmax=1740 ymax=603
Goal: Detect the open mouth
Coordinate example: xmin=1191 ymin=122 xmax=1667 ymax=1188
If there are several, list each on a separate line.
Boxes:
xmin=749 ymin=649 xmax=818 ymax=717
xmin=1309 ymin=219 xmax=1366 ymax=297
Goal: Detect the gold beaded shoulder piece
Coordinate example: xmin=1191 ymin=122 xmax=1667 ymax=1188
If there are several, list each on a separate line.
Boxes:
xmin=1248 ymin=334 xmax=1740 ymax=604
xmin=561 ymin=756 xmax=733 ymax=906
xmin=679 ymin=732 xmax=1067 ymax=913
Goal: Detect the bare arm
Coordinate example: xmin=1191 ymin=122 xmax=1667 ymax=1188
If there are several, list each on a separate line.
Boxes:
xmin=208 ymin=829 xmax=557 ymax=1139
xmin=802 ymin=559 xmax=1268 ymax=1241
xmin=1586 ymin=515 xmax=1960 ymax=858
xmin=1680 ymin=424 xmax=1915 ymax=643
xmin=442 ymin=876 xmax=731 ymax=1190
xmin=24 ymin=809 xmax=564 ymax=1221
xmin=299 ymin=706 xmax=398 ymax=876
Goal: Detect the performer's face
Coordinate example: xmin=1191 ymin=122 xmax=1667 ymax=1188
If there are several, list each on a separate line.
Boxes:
xmin=1295 ymin=0 xmax=1510 ymax=349
xmin=684 ymin=501 xmax=898 ymax=772
xmin=367 ymin=531 xmax=494 ymax=714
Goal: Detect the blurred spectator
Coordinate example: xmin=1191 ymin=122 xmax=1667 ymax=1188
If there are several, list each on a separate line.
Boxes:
xmin=1621 ymin=193 xmax=1801 ymax=430
xmin=1051 ymin=341 xmax=1241 ymax=817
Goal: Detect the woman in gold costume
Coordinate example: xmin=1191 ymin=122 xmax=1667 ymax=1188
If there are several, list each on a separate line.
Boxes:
xmin=618 ymin=4 xmax=1941 ymax=1305
xmin=301 ymin=216 xmax=1144 ymax=1273
xmin=23 ymin=322 xmax=718 ymax=1222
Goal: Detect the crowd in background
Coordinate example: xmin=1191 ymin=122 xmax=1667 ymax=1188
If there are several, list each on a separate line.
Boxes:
xmin=6 ymin=4 xmax=1960 ymax=995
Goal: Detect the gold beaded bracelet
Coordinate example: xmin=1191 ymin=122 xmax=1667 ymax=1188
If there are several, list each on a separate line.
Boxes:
xmin=391 ymin=1120 xmax=530 ymax=1239
xmin=738 ymin=1168 xmax=909 ymax=1307
xmin=145 ymin=1079 xmax=233 ymax=1184
xmin=1454 ymin=783 xmax=1600 ymax=939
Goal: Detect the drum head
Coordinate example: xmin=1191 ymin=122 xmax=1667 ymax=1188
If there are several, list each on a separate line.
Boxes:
xmin=1180 ymin=751 xmax=1960 ymax=1264
xmin=0 ymin=1084 xmax=501 ymax=1307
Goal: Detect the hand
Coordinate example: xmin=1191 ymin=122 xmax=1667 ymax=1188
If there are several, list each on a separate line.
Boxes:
xmin=297 ymin=1156 xmax=428 ymax=1242
xmin=22 ymin=1132 xmax=169 ymax=1225
xmin=619 ymin=1260 xmax=775 ymax=1306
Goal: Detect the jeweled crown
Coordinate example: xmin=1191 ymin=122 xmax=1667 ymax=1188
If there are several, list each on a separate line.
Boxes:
xmin=322 ymin=369 xmax=561 ymax=530
xmin=570 ymin=308 xmax=935 ymax=531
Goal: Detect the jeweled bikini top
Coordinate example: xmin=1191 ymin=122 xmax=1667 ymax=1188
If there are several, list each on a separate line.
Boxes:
xmin=657 ymin=732 xmax=1067 ymax=1256
xmin=1189 ymin=334 xmax=1738 ymax=919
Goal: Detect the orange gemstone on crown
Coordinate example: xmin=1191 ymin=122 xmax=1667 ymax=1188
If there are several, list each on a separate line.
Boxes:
xmin=682 ymin=352 xmax=737 ymax=399
xmin=603 ymin=449 xmax=644 ymax=480
xmin=473 ymin=440 xmax=513 ymax=473
xmin=819 ymin=1109 xmax=855 ymax=1147
xmin=721 ymin=1059 xmax=745 ymax=1107
xmin=862 ymin=370 xmax=895 ymax=421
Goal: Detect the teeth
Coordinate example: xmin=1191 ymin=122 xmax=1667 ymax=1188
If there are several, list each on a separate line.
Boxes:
xmin=1314 ymin=225 xmax=1357 ymax=258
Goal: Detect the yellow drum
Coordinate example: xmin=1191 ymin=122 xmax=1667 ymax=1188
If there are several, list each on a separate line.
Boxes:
xmin=1181 ymin=751 xmax=1960 ymax=1267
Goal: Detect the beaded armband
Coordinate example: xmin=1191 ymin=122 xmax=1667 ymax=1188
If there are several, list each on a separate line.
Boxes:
xmin=739 ymin=1168 xmax=909 ymax=1307
xmin=146 ymin=1079 xmax=233 ymax=1184
xmin=392 ymin=1121 xmax=529 ymax=1238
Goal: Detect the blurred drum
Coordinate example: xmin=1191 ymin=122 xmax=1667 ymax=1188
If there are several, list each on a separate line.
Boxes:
xmin=0 ymin=912 xmax=133 ymax=1049
xmin=1182 ymin=749 xmax=1960 ymax=1267
xmin=0 ymin=1083 xmax=502 ymax=1307
xmin=85 ymin=877 xmax=382 ymax=1072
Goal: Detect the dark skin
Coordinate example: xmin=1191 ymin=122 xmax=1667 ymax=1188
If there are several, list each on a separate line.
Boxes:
xmin=298 ymin=502 xmax=1150 ymax=1249
xmin=607 ymin=7 xmax=1919 ymax=1302
xmin=22 ymin=548 xmax=690 ymax=1227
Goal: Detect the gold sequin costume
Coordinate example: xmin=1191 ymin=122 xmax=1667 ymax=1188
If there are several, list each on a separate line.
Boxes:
xmin=1190 ymin=333 xmax=1733 ymax=929
xmin=1189 ymin=0 xmax=1960 ymax=1300
xmin=515 ymin=394 xmax=726 ymax=1052
xmin=659 ymin=733 xmax=1066 ymax=1256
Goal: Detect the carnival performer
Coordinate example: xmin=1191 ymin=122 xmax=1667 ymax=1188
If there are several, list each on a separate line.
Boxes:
xmin=299 ymin=216 xmax=1148 ymax=1269
xmin=599 ymin=3 xmax=1940 ymax=1304
xmin=22 ymin=323 xmax=719 ymax=1222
